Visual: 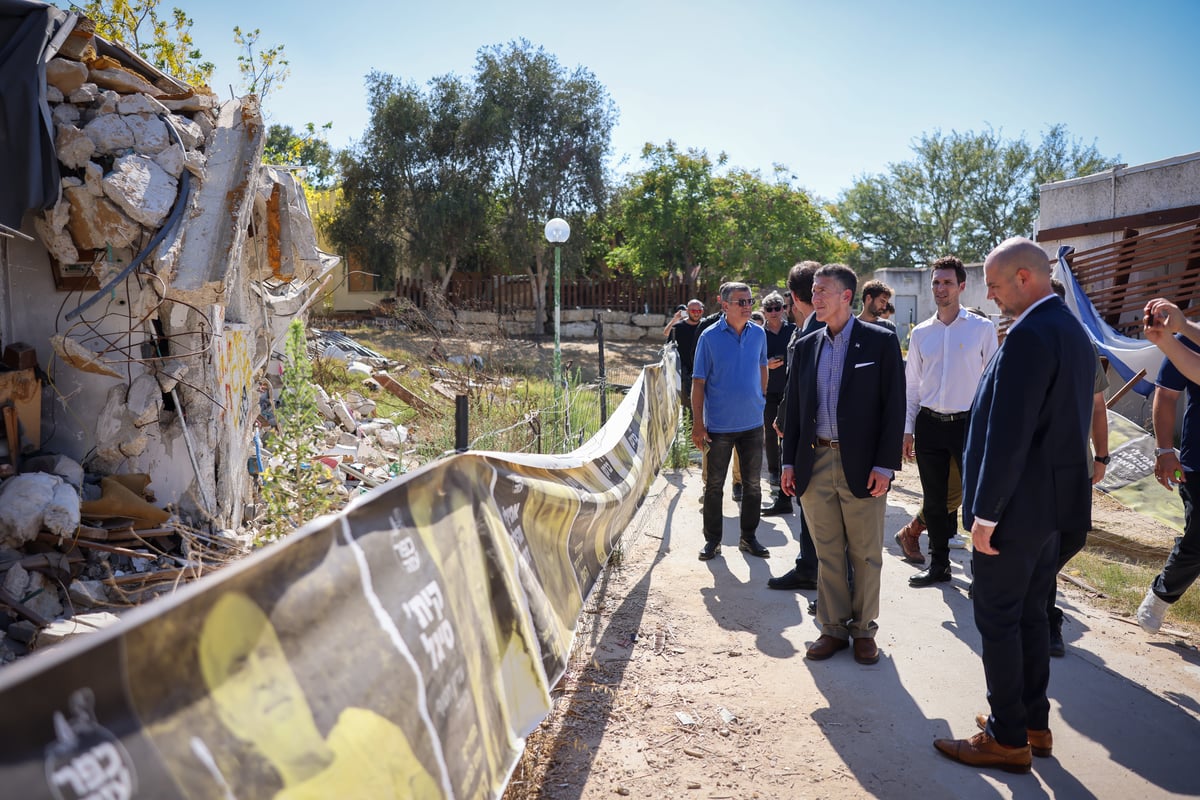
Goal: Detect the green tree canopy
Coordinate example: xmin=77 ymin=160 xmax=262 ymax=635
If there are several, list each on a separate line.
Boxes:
xmin=832 ymin=125 xmax=1119 ymax=271
xmin=78 ymin=0 xmax=214 ymax=86
xmin=264 ymin=123 xmax=337 ymax=189
xmin=608 ymin=142 xmax=848 ymax=292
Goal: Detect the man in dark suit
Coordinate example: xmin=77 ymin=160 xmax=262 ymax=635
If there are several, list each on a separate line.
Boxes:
xmin=934 ymin=237 xmax=1093 ymax=774
xmin=780 ymin=263 xmax=905 ymax=665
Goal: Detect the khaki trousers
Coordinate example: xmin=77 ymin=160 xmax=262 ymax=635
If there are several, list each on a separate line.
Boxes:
xmin=800 ymin=446 xmax=886 ymax=640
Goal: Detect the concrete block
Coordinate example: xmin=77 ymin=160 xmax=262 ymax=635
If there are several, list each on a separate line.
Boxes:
xmin=632 ymin=313 xmax=667 ymax=327
xmin=55 ymin=123 xmax=94 ymax=169
xmin=596 ymin=310 xmax=631 ymax=324
xmin=561 ymin=321 xmax=597 ymax=338
xmin=46 ymin=58 xmax=88 ymax=94
xmin=102 ymin=154 xmax=177 ymax=228
xmin=125 ymin=113 xmax=170 ymax=155
xmin=83 ymin=113 xmax=134 ymax=153
xmin=603 ymin=323 xmax=646 ymax=340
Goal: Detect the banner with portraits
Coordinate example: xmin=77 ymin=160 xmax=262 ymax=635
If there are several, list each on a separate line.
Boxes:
xmin=0 ymin=349 xmax=679 ymax=800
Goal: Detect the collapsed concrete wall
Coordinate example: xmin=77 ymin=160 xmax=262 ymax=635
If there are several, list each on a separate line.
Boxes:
xmin=0 ymin=11 xmax=336 ymax=530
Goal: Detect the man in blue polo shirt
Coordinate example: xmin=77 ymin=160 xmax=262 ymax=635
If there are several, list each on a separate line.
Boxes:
xmin=692 ymin=282 xmax=770 ymax=561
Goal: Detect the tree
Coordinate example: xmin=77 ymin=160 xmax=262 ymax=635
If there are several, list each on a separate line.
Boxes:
xmin=832 ymin=126 xmax=1120 ymax=272
xmin=474 ymin=39 xmax=616 ymax=329
xmin=234 ymin=26 xmax=289 ymax=112
xmin=264 ymin=123 xmax=337 ymax=189
xmin=78 ymin=0 xmax=214 ymax=86
xmin=608 ymin=144 xmax=849 ymax=291
xmin=327 ymin=71 xmax=493 ymax=292
xmin=606 ymin=141 xmax=720 ymax=293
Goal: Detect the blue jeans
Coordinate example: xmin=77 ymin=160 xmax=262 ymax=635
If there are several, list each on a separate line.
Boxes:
xmin=703 ymin=427 xmax=763 ymax=543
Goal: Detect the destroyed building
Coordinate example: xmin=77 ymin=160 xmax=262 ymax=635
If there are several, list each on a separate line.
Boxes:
xmin=0 ymin=1 xmax=338 ymax=537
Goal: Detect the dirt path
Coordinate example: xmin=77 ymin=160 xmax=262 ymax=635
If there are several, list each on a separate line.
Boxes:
xmin=510 ymin=467 xmax=1200 ymax=800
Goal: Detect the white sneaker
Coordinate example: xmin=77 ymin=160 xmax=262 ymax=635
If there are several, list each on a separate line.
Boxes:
xmin=947 ymin=533 xmax=969 ymax=550
xmin=1137 ymin=587 xmax=1169 ymax=633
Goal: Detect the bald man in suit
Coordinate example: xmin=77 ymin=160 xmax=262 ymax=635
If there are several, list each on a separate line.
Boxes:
xmin=934 ymin=237 xmax=1093 ymax=774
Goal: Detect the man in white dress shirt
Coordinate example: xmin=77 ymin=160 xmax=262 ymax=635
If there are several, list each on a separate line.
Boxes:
xmin=904 ymin=256 xmax=999 ymax=587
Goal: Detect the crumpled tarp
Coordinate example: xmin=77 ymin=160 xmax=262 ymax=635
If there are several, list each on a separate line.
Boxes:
xmin=0 ymin=0 xmax=69 ymax=229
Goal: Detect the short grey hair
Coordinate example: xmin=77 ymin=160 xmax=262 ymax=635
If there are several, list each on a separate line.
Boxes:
xmin=720 ymin=282 xmax=751 ymax=301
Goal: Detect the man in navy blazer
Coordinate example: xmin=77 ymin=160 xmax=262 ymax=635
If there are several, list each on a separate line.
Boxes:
xmin=935 ymin=237 xmax=1093 ymax=774
xmin=781 ymin=263 xmax=905 ymax=665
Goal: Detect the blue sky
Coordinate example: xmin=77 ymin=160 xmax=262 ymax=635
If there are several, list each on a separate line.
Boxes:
xmin=176 ymin=0 xmax=1199 ymax=202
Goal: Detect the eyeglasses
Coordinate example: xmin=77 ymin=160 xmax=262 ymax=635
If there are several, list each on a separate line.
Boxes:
xmin=763 ymin=304 xmax=783 ymax=312
xmin=730 ymin=298 xmax=753 ymax=307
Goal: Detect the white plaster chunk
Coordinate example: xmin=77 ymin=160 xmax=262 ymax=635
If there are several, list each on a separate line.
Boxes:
xmin=38 ymin=612 xmax=122 ymax=647
xmin=44 ymin=481 xmax=81 ymax=539
xmin=46 ymin=58 xmax=89 ymax=93
xmin=373 ymin=423 xmax=402 ymax=450
xmin=0 ymin=473 xmax=62 ymax=547
xmin=51 ymin=103 xmax=79 ymax=126
xmin=68 ymin=82 xmax=98 ymax=103
xmin=153 ymin=143 xmax=185 ymax=178
xmin=125 ymin=113 xmax=169 ymax=155
xmin=334 ymin=401 xmax=357 ymax=433
xmin=83 ymin=113 xmax=134 ymax=154
xmin=127 ymin=374 xmax=163 ymax=427
xmin=118 ymin=93 xmax=166 ymax=116
xmin=68 ymin=579 xmax=109 ymax=609
xmin=192 ymin=110 xmax=214 ymax=140
xmin=65 ymin=185 xmax=141 ymax=250
xmin=96 ymin=90 xmax=119 ymax=115
xmin=168 ymin=113 xmax=203 ymax=149
xmin=89 ymin=67 xmax=158 ymax=96
xmin=33 ymin=201 xmax=79 ymax=265
xmin=46 ymin=85 xmax=64 ymax=104
xmin=102 ymin=155 xmax=177 ymax=227
xmin=84 ymin=161 xmax=104 ymax=196
xmin=22 ymin=454 xmax=85 ymax=490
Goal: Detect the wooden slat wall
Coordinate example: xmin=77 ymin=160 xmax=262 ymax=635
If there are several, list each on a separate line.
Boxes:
xmin=1065 ymin=219 xmax=1200 ymax=337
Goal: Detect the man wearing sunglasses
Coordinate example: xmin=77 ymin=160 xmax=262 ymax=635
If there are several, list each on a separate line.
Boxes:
xmin=760 ymin=291 xmax=796 ymax=515
xmin=692 ymin=282 xmax=770 ymax=561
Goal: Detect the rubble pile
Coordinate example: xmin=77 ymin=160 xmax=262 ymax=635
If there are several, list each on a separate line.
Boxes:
xmin=33 ymin=47 xmax=214 ymax=275
xmin=0 ymin=452 xmax=241 ymax=665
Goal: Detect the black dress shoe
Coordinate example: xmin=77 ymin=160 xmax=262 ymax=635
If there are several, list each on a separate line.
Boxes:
xmin=767 ymin=567 xmax=817 ymax=590
xmin=909 ymin=564 xmax=952 ymax=587
xmin=760 ymin=496 xmax=793 ymax=516
xmin=1049 ymin=621 xmax=1065 ymax=657
xmin=732 ymin=483 xmax=743 ymax=502
xmin=738 ymin=536 xmax=769 ymax=557
xmin=698 ymin=541 xmax=722 ymax=560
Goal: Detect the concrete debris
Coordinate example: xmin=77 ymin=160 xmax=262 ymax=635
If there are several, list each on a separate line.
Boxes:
xmin=3 ymin=563 xmax=64 ymax=622
xmin=45 ymin=57 xmax=88 ymax=93
xmin=44 ymin=481 xmax=82 ymax=540
xmin=54 ymin=123 xmax=95 ymax=169
xmin=64 ymin=184 xmax=140 ymax=249
xmin=0 ymin=473 xmax=64 ymax=547
xmin=36 ymin=612 xmax=122 ymax=648
xmin=102 ymin=154 xmax=177 ymax=228
xmin=68 ymin=579 xmax=109 ymax=609
xmin=51 ymin=335 xmax=122 ymax=379
xmin=21 ymin=455 xmax=84 ymax=491
xmin=82 ymin=112 xmax=134 ymax=153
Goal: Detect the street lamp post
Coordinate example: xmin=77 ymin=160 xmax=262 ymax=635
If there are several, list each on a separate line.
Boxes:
xmin=544 ymin=217 xmax=571 ymax=395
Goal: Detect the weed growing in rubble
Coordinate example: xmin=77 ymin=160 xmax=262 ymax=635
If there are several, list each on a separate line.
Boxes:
xmin=258 ymin=320 xmax=339 ymax=544
xmin=666 ymin=410 xmax=692 ymax=469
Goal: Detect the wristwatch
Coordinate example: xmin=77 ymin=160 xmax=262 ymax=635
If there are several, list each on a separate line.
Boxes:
xmin=1094 ymin=454 xmax=1111 ymax=465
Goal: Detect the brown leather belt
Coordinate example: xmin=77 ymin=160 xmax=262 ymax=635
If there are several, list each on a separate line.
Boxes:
xmin=815 ymin=437 xmax=839 ymax=450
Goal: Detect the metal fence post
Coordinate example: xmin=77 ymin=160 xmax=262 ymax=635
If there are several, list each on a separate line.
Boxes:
xmin=597 ymin=316 xmax=608 ymax=424
xmin=455 ymin=394 xmax=468 ymax=453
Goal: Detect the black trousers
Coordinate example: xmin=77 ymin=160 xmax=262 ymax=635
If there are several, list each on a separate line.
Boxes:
xmin=914 ymin=411 xmax=967 ymax=568
xmin=1152 ymin=473 xmax=1200 ymax=603
xmin=975 ymin=525 xmax=1058 ymax=748
xmin=1047 ymin=528 xmax=1086 ymax=625
xmin=703 ymin=427 xmax=763 ymax=543
xmin=763 ymin=392 xmax=783 ymax=478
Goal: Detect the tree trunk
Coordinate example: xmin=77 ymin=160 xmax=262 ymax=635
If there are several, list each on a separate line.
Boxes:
xmin=440 ymin=254 xmax=458 ymax=295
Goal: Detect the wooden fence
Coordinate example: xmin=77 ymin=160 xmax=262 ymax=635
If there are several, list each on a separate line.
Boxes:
xmin=391 ymin=273 xmax=719 ymax=315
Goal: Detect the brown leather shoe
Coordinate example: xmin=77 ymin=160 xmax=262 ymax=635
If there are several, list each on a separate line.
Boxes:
xmin=975 ymin=714 xmax=1052 ymax=757
xmin=934 ymin=731 xmax=1031 ymax=774
xmin=894 ymin=517 xmax=926 ymax=564
xmin=852 ymin=637 xmax=879 ymax=664
xmin=805 ymin=634 xmax=849 ymax=660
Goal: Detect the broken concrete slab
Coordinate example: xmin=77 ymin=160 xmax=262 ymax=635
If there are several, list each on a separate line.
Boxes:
xmin=117 ymin=92 xmax=166 ymax=116
xmin=102 ymin=154 xmax=177 ymax=228
xmin=68 ymin=82 xmax=99 ymax=103
xmin=51 ymin=101 xmax=79 ymax=126
xmin=126 ymin=374 xmax=163 ymax=427
xmin=51 ymin=335 xmax=122 ymax=378
xmin=89 ymin=66 xmax=158 ymax=96
xmin=32 ymin=197 xmax=79 ymax=265
xmin=37 ymin=612 xmax=122 ymax=648
xmin=64 ymin=185 xmax=140 ymax=250
xmin=2 ymin=563 xmax=64 ymax=622
xmin=125 ymin=113 xmax=170 ymax=155
xmin=153 ymin=143 xmax=185 ymax=178
xmin=170 ymin=113 xmax=203 ymax=149
xmin=68 ymin=579 xmax=110 ymax=609
xmin=82 ymin=112 xmax=134 ymax=153
xmin=46 ymin=58 xmax=89 ymax=93
xmin=54 ymin=124 xmax=94 ymax=170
